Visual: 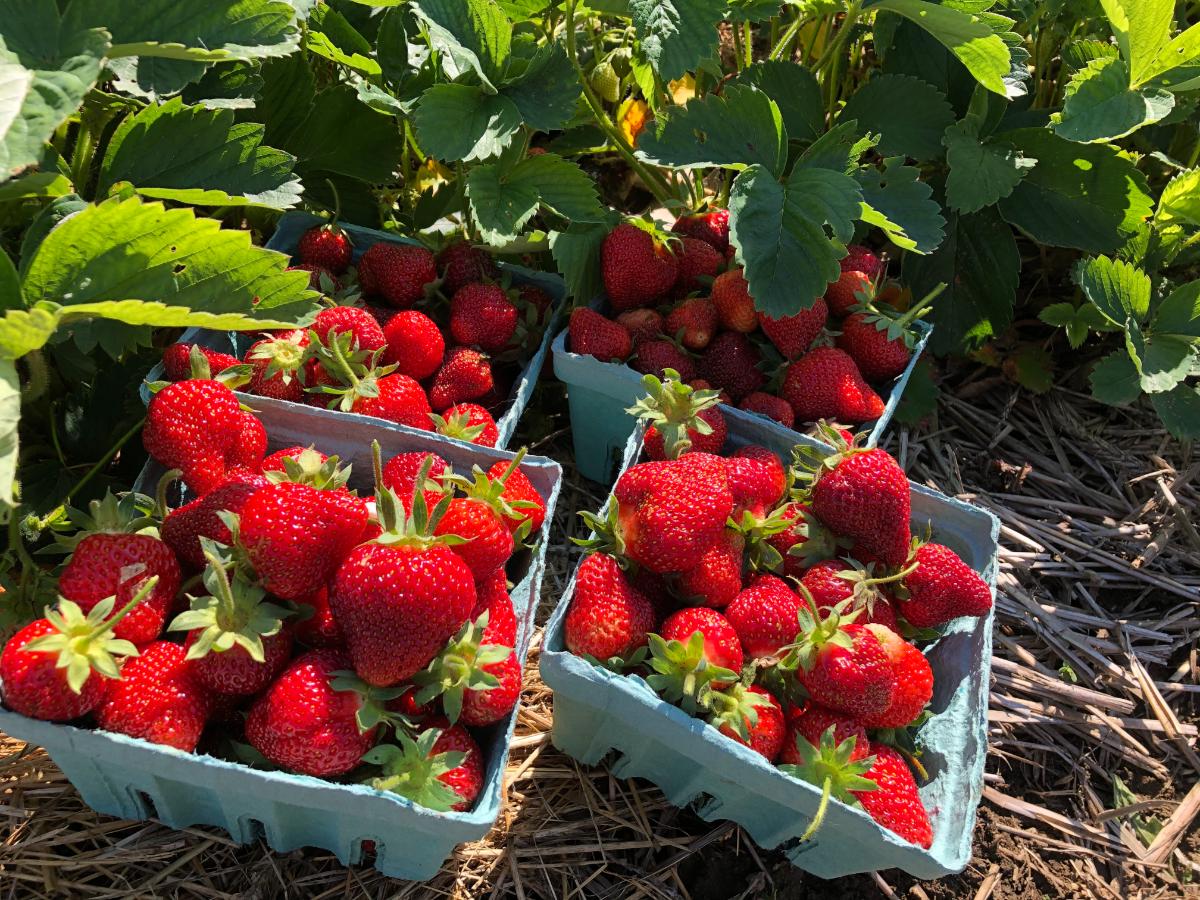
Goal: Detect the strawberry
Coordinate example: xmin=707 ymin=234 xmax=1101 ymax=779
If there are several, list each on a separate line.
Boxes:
xmin=799 ymin=559 xmax=908 ymax=628
xmin=783 ymin=602 xmax=895 ymax=720
xmin=472 ymin=569 xmax=518 ymax=647
xmin=382 ymin=310 xmax=445 ymax=380
xmin=311 ymin=335 xmax=435 ymax=429
xmin=759 ymin=299 xmax=828 ymax=359
xmin=429 ymin=347 xmax=494 ymax=411
xmin=632 ymin=339 xmax=696 ymax=381
xmin=854 ymin=743 xmax=933 ymax=848
xmin=629 ymin=370 xmax=727 ymax=460
xmin=738 ymin=392 xmax=795 ymax=429
xmin=781 ymin=347 xmax=885 ymax=425
xmin=713 ymin=684 xmax=785 ymax=760
xmin=246 ymin=331 xmax=310 ymax=402
xmin=163 ymin=343 xmax=239 ymax=382
xmin=359 ymin=241 xmax=437 ymax=309
xmin=836 ymin=312 xmax=908 ymax=382
xmin=144 ymin=378 xmax=244 ymax=495
xmin=711 ymin=268 xmax=757 ymax=332
xmin=331 ymin=459 xmax=477 ymax=685
xmin=673 ymin=238 xmax=723 ymax=298
xmin=485 ymin=459 xmax=546 ymax=538
xmin=380 ymin=451 xmax=451 ymax=513
xmin=565 ymin=553 xmax=655 ymax=660
xmin=797 ymin=437 xmax=911 ymax=568
xmin=228 ymin=411 xmax=267 ymax=472
xmin=246 ymin=649 xmax=379 ymax=776
xmin=842 ymin=244 xmax=882 ymax=279
xmin=363 ymin=720 xmax=483 ymax=811
xmin=433 ymin=464 xmax=520 ymax=581
xmin=295 ymin=586 xmax=343 ymax=648
xmin=782 ymin=703 xmax=869 ymax=765
xmin=615 ymin=308 xmax=664 ymax=346
xmin=450 ymin=283 xmax=518 ymax=351
xmin=312 ymin=306 xmax=387 ymax=354
xmin=58 ymin=494 xmax=182 ymax=646
xmin=601 ymin=223 xmax=679 ymax=311
xmin=689 ymin=379 xmax=730 ymax=404
xmin=413 ymin=614 xmax=520 ymax=727
xmin=724 ymin=574 xmax=802 ymax=659
xmin=97 ymin=641 xmax=211 ymax=751
xmin=298 ymin=223 xmax=353 ymax=274
xmin=896 ymin=542 xmax=992 ymax=627
xmin=698 ymin=331 xmax=764 ymax=401
xmin=570 ymin=307 xmax=632 ymax=361
xmin=826 ymin=269 xmax=873 ymax=318
xmin=650 ymin=607 xmax=743 ymax=698
xmin=432 ymin=403 xmax=499 ymax=448
xmin=674 ymin=529 xmax=744 ymax=609
xmin=726 ymin=445 xmax=786 ymax=517
xmin=162 ymin=475 xmax=268 ymax=569
xmin=763 ymin=502 xmax=841 ymax=578
xmin=614 ymin=453 xmax=733 ymax=574
xmin=288 ymin=263 xmax=339 ymax=292
xmin=777 ymin=718 xmax=877 ymax=841
xmin=437 ymin=241 xmax=499 ymax=295
xmin=665 ymin=297 xmax=719 ymax=349
xmin=860 ymin=624 xmax=932 ymax=729
xmin=261 ymin=446 xmax=327 ymax=475
xmin=671 ymin=209 xmax=730 ymax=252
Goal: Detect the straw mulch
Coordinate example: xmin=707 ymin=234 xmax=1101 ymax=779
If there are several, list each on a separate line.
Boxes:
xmin=2 ymin=368 xmax=1198 ymax=900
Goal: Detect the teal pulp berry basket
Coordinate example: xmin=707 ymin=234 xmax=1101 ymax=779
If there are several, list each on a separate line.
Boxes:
xmin=539 ymin=414 xmax=997 ymax=880
xmin=0 ymin=404 xmax=563 ymax=881
xmin=140 ymin=210 xmax=565 ymax=451
xmin=552 ymin=301 xmax=932 ymax=483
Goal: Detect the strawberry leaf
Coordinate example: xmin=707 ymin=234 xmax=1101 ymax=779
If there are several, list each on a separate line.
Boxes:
xmin=629 ymin=0 xmax=726 ymax=83
xmin=838 ymin=74 xmax=955 ymax=161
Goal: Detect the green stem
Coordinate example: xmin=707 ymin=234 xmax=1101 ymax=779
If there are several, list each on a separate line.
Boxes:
xmin=742 ymin=21 xmax=754 ymax=69
xmin=769 ymin=15 xmax=808 ymax=61
xmin=732 ymin=23 xmax=744 ymax=72
xmin=813 ymin=1 xmax=863 ymax=75
xmin=70 ymin=122 xmax=95 ymax=198
xmin=63 ymin=414 xmax=146 ymax=507
xmin=799 ymin=777 xmax=833 ymax=843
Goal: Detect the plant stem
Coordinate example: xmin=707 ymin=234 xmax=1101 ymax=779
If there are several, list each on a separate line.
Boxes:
xmin=769 ymin=15 xmax=808 ymax=61
xmin=742 ymin=22 xmax=754 ymax=69
xmin=813 ymin=1 xmax=863 ymax=75
xmin=70 ymin=122 xmax=95 ymax=198
xmin=62 ymin=414 xmax=146 ymax=507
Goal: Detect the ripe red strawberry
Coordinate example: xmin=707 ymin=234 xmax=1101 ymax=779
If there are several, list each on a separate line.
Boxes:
xmin=785 ymin=605 xmax=895 ymax=720
xmin=382 ymin=310 xmax=445 ymax=380
xmin=632 ymin=339 xmax=696 ymax=381
xmin=97 ymin=641 xmax=211 ymax=751
xmin=429 ymin=347 xmax=494 ymax=411
xmin=614 ymin=453 xmax=733 ymax=574
xmin=781 ymin=703 xmax=869 ymax=765
xmin=58 ymin=495 xmax=183 ymax=646
xmin=143 ymin=378 xmax=244 ymax=495
xmin=673 ymin=237 xmax=722 ymax=297
xmin=801 ymin=441 xmax=911 ymax=568
xmin=486 ymin=459 xmax=546 ymax=537
xmin=738 ymin=392 xmax=795 ymax=429
xmin=472 ymin=569 xmax=519 ymax=647
xmin=240 ymin=481 xmax=370 ymax=601
xmin=360 ymin=374 xmax=436 ymax=429
xmin=674 ymin=529 xmax=745 ymax=608
xmin=437 ymin=241 xmax=499 ymax=295
xmin=826 ymin=268 xmax=873 ymax=317
xmin=565 ymin=553 xmax=655 ymax=659
xmin=896 ymin=542 xmax=992 ymax=627
xmin=433 ymin=403 xmax=499 ymax=447
xmin=799 ymin=559 xmax=905 ymax=628
xmin=313 ymin=306 xmax=387 ymax=354
xmin=261 ymin=446 xmax=327 ymax=474
xmin=615 ymin=308 xmax=664 ymax=346
xmin=449 ymin=283 xmax=518 ymax=352
xmin=860 ymin=624 xmax=932 ymax=729
xmin=295 ymin=586 xmax=343 ymax=648
xmin=287 ymin=263 xmax=340 ymax=292
xmin=854 ymin=743 xmax=933 ymax=848
xmin=601 ymin=223 xmax=679 ymax=310
xmin=298 ymin=224 xmax=353 ymax=274
xmin=766 ymin=502 xmax=841 ymax=578
xmin=360 ymin=241 xmax=437 ymax=308
xmin=246 ymin=649 xmax=377 ymax=775
xmin=842 ymin=244 xmax=882 ymax=279
xmin=724 ymin=574 xmax=802 ymax=659
xmin=162 ymin=475 xmax=268 ymax=569
xmin=313 ymin=336 xmax=436 ymax=429
xmin=246 ymin=331 xmax=309 ymax=402
xmin=416 ymin=615 xmax=521 ymax=727
xmin=364 ymin=719 xmax=483 ymax=811
xmin=570 ymin=307 xmax=632 ymax=361
xmin=659 ymin=607 xmax=744 ymax=685
xmin=725 ymin=445 xmax=785 ymax=517
xmin=631 ymin=371 xmax=727 ymax=460
xmin=434 ymin=497 xmax=513 ymax=582
xmin=665 ymin=297 xmax=719 ymax=349
xmin=698 ymin=331 xmax=764 ymax=401
xmin=427 ymin=722 xmax=484 ymax=810
xmin=380 ymin=451 xmax=451 ymax=512
xmin=671 ymin=209 xmax=730 ymax=252
xmin=711 ymin=268 xmax=757 ymax=332
xmin=835 ymin=312 xmax=911 ymax=382
xmin=715 ymin=684 xmax=785 ymax=760
xmin=228 ymin=411 xmax=267 ymax=472
xmin=163 ymin=343 xmax=239 ymax=381
xmin=781 ymin=347 xmax=885 ymax=425
xmin=759 ymin=299 xmax=828 ymax=359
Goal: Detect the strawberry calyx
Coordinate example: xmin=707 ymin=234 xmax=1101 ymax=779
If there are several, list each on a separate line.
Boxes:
xmin=788 ymin=423 xmax=867 ymax=496
xmin=328 ymin=669 xmax=411 ymax=734
xmin=849 ymin=282 xmax=945 ymax=350
xmin=429 ymin=409 xmax=487 ymax=444
xmin=369 ymin=441 xmax=464 ymax=549
xmin=729 ymin=506 xmax=796 ymax=572
xmin=183 ymin=344 xmax=254 ymax=391
xmin=262 ymin=447 xmax=353 ymax=491
xmin=818 ymin=556 xmax=919 ymax=616
xmin=644 ymin=630 xmax=738 ymax=715
xmin=704 ymin=681 xmax=774 ymax=741
xmin=21 ymin=576 xmax=160 ymax=694
xmin=305 ymin=330 xmax=395 ymax=412
xmin=55 ymin=490 xmax=160 ymax=552
xmin=410 ymin=612 xmax=514 ymax=724
xmin=573 ymin=502 xmax=627 ymax=559
xmin=778 ymin=592 xmax=861 ymax=675
xmin=444 ymin=449 xmax=536 ymax=529
xmin=361 ymin=728 xmax=468 ymax=812
xmin=777 ymin=725 xmax=877 ymax=842
xmin=247 ymin=332 xmax=309 ymax=384
xmin=626 ymin=368 xmax=722 ymax=460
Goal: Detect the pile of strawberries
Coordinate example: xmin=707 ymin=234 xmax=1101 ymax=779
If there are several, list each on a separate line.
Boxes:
xmin=568 ymin=213 xmax=931 ymax=431
xmin=0 ymin=374 xmax=549 ymax=813
xmin=563 ymin=373 xmax=992 ymax=848
xmin=162 ymin=222 xmax=555 ymax=448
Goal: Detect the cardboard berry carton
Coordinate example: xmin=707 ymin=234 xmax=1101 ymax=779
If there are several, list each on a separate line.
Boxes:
xmin=539 ymin=413 xmax=996 ymax=879
xmin=141 ymin=211 xmax=565 ymax=451
xmin=0 ymin=406 xmax=562 ymax=881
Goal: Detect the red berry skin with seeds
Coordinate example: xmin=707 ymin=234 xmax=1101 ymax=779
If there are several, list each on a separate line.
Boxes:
xmin=826 ymin=268 xmax=873 ymax=318
xmin=295 ymin=586 xmax=343 ymax=649
xmin=228 ymin=411 xmax=267 ymax=472
xmin=781 ymin=347 xmax=886 ymax=425
xmin=660 ymin=607 xmax=744 ymax=681
xmin=601 ymin=223 xmax=679 ymax=311
xmin=781 ymin=703 xmax=869 ymax=765
xmin=698 ymin=332 xmax=764 ymax=401
xmin=246 ymin=333 xmax=309 ymax=403
xmin=861 ymin=624 xmax=933 ymax=729
xmin=797 ymin=623 xmax=896 ymax=720
xmin=421 ymin=718 xmax=484 ymax=811
xmin=288 ymin=262 xmax=339 ymax=292
xmin=430 ymin=347 xmax=494 ymax=411
xmin=671 ymin=209 xmax=730 ymax=252
xmin=711 ymin=268 xmax=758 ymax=333
xmin=898 ymin=542 xmax=992 ymax=627
xmin=353 ymin=374 xmax=434 ymax=431
xmin=144 ymin=379 xmax=243 ymax=496
xmin=434 ymin=499 xmax=513 ymax=582
xmin=854 ymin=743 xmax=933 ymax=849
xmin=246 ymin=649 xmax=376 ymax=776
xmin=842 ymin=244 xmax=882 ymax=279
xmin=162 ymin=343 xmax=240 ymax=381
xmin=162 ymin=475 xmax=268 ymax=569
xmin=439 ymin=403 xmax=498 ymax=447
xmin=665 ymin=296 xmax=719 ymax=350
xmin=486 ymin=460 xmax=546 ymax=536
xmin=811 ymin=448 xmax=911 ymax=568
xmin=724 ymin=574 xmax=802 ymax=659
xmin=719 ymin=685 xmax=785 ymax=761
xmin=615 ymin=309 xmax=664 ymax=347
xmin=738 ymin=392 xmax=795 ymax=429
xmin=614 ymin=453 xmax=734 ymax=574
xmin=298 ymin=226 xmax=352 ymax=274
xmin=644 ymin=406 xmax=727 ymax=461
xmin=382 ymin=310 xmax=445 ymax=380
xmin=460 ymin=650 xmax=521 ymax=727
xmin=97 ymin=642 xmax=211 ymax=752
xmin=726 ymin=445 xmax=785 ymax=516
xmin=837 ymin=312 xmax=912 ymax=382
xmin=632 ymin=339 xmax=696 ymax=382
xmin=0 ymin=619 xmax=111 ymax=721
xmin=240 ymin=482 xmax=370 ymax=601
xmin=186 ymin=626 xmax=293 ymax=697
xmin=565 ymin=553 xmax=656 ymax=660
xmin=571 ymin=307 xmax=633 ymax=361
xmin=331 ymin=544 xmax=476 ymax=686
xmin=313 ymin=306 xmax=387 ymax=354
xmin=360 ymin=242 xmax=437 ymax=309
xmin=674 ymin=529 xmax=745 ymax=609
xmin=437 ymin=241 xmax=499 ymax=296
xmin=450 ymin=283 xmax=518 ymax=352
xmin=380 ymin=452 xmax=450 ymax=513
xmin=473 ymin=570 xmax=518 ymax=647
xmin=758 ymin=299 xmax=828 ymax=359
xmin=673 ymin=238 xmax=723 ymax=298
xmin=58 ymin=534 xmax=182 ymax=646
xmin=261 ymin=447 xmax=326 ymax=474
